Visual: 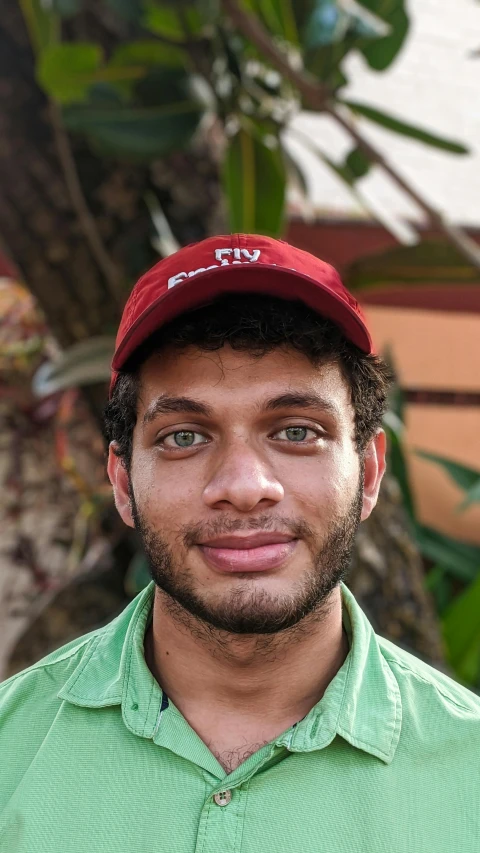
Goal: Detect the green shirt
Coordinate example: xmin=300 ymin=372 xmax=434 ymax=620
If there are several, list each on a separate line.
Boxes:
xmin=1 ymin=581 xmax=479 ymax=852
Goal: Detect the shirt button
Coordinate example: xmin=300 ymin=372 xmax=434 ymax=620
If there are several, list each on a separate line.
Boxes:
xmin=213 ymin=790 xmax=232 ymax=807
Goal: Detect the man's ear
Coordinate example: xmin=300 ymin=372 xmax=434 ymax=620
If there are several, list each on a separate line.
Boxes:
xmin=361 ymin=429 xmax=387 ymax=522
xmin=107 ymin=442 xmax=135 ymax=529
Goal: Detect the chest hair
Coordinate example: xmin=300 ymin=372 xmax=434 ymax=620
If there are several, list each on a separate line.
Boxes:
xmin=208 ymin=740 xmax=270 ymax=774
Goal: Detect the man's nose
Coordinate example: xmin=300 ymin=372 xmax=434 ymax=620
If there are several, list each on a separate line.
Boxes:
xmin=202 ymin=441 xmax=284 ymax=512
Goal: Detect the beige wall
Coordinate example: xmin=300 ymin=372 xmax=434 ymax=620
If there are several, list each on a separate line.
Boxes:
xmin=365 ymin=306 xmax=480 ymax=545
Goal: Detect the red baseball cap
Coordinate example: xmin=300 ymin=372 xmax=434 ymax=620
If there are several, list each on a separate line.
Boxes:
xmin=110 ymin=233 xmax=372 ymax=394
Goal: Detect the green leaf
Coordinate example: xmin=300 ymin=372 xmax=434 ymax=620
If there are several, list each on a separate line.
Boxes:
xmin=124 ymin=551 xmax=152 ymax=597
xmin=223 ymin=126 xmax=286 ymax=236
xmin=334 ymin=146 xmax=371 ymax=183
xmin=283 ymin=149 xmax=309 ymax=199
xmin=105 ymin=0 xmax=143 ymax=22
xmin=347 ymin=239 xmax=480 ymax=292
xmin=62 ymin=99 xmax=203 ymax=161
xmin=345 ymin=146 xmax=370 ymax=179
xmin=416 ymin=451 xmax=480 ymax=500
xmin=37 ymin=43 xmax=103 ymax=104
xmin=341 ymin=100 xmax=469 ymax=154
xmin=460 ymin=479 xmax=480 ymax=511
xmin=425 ymin=564 xmax=453 ymax=616
xmin=415 ymin=524 xmax=480 ymax=583
xmin=143 ymin=3 xmax=203 ymax=38
xmin=19 ymin=0 xmax=59 ymax=53
xmin=51 ymin=0 xmax=80 ymax=16
xmin=32 ymin=337 xmax=115 ymax=395
xmin=257 ymin=0 xmax=300 ymax=44
xmin=110 ymin=40 xmax=186 ymax=70
xmin=355 ymin=0 xmax=409 ymax=70
xmin=383 ymin=412 xmax=416 ymax=524
xmin=442 ymin=572 xmax=480 ymax=684
xmin=304 ymin=42 xmax=349 ymax=89
xmin=382 ymin=349 xmax=405 ymax=423
xmin=197 ymin=0 xmax=221 ymax=24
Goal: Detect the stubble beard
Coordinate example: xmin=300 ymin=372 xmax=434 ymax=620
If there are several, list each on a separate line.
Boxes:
xmin=128 ymin=472 xmax=364 ymax=641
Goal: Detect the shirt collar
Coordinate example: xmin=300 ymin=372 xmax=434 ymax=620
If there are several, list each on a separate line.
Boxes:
xmin=275 ymin=583 xmax=402 ymax=764
xmin=58 ymin=581 xmax=401 ymax=764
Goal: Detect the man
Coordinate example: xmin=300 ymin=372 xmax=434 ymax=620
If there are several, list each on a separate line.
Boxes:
xmin=0 ymin=234 xmax=479 ymax=852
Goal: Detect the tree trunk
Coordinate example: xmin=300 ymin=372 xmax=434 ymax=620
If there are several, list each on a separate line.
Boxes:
xmin=0 ymin=1 xmax=222 ymax=423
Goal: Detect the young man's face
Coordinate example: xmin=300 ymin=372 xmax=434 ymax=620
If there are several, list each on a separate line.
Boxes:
xmin=108 ymin=344 xmax=386 ymax=634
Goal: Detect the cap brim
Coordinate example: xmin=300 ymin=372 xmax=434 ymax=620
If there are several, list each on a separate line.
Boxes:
xmin=112 ymin=263 xmax=372 ymax=371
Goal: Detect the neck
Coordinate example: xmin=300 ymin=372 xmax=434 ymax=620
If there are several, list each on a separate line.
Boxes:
xmin=144 ymin=586 xmax=349 ymax=726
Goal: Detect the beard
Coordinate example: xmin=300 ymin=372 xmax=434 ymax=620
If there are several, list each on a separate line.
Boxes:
xmin=128 ymin=474 xmax=363 ymax=637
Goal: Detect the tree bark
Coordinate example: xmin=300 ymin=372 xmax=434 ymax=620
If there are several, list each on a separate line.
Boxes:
xmin=0 ymin=1 xmax=225 ymax=423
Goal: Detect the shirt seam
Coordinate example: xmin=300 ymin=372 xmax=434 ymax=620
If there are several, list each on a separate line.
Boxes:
xmin=142 ymin=676 xmax=156 ymax=737
xmin=59 ymin=634 xmax=104 ymax=698
xmin=199 ymin=798 xmax=213 ymax=853
xmin=236 ymin=777 xmax=250 ymax=852
xmin=383 ymin=657 xmax=476 ymax=713
xmin=0 ymin=634 xmax=99 ymax=693
xmin=123 ymin=592 xmax=155 ymax=735
xmin=334 ymin=654 xmax=401 ymax=761
xmin=330 ymin=645 xmax=355 ymax=735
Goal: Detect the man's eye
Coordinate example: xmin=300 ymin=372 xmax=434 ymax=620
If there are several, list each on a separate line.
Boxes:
xmin=162 ymin=431 xmax=207 ymax=448
xmin=274 ymin=426 xmax=319 ymax=442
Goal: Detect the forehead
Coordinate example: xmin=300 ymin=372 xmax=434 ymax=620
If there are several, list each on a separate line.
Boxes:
xmin=137 ymin=345 xmax=354 ymax=421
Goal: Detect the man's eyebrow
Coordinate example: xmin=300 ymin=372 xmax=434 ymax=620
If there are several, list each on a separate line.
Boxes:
xmin=264 ymin=392 xmax=341 ymax=416
xmin=142 ymin=395 xmax=213 ymax=426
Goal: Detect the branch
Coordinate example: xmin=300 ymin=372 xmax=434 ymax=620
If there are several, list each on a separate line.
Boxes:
xmin=221 ymin=0 xmax=328 ymax=109
xmin=49 ymin=102 xmax=124 ymax=304
xmin=327 ymin=104 xmax=480 ymax=268
xmin=220 ymin=0 xmax=480 ymax=270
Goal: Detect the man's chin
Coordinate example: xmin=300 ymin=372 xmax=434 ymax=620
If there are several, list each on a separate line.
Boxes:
xmin=153 ymin=578 xmax=332 ymax=636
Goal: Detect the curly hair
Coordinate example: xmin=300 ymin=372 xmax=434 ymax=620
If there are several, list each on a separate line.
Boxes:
xmin=104 ymin=295 xmax=393 ymax=471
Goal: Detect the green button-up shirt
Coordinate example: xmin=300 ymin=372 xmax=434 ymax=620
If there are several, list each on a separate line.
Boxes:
xmin=1 ymin=581 xmax=479 ymax=852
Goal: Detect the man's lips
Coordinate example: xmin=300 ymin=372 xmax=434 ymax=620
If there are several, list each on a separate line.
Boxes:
xmin=197 ymin=533 xmax=298 ymax=573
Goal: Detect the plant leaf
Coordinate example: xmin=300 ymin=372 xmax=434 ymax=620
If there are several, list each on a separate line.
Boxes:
xmin=51 ymin=0 xmax=80 ymax=16
xmin=345 ymin=146 xmax=371 ymax=179
xmin=442 ymin=572 xmax=480 ymax=684
xmin=63 ymin=101 xmax=203 ymax=160
xmin=341 ymin=100 xmax=469 ymax=154
xmin=124 ymin=551 xmax=152 ymax=597
xmin=32 ymin=337 xmax=115 ymax=396
xmin=19 ymin=0 xmax=59 ymax=53
xmin=257 ymin=0 xmax=300 ymax=44
xmin=383 ymin=412 xmax=416 ymax=524
xmin=105 ymin=0 xmax=143 ymax=22
xmin=354 ymin=0 xmax=409 ymax=70
xmin=223 ymin=126 xmax=286 ymax=236
xmin=415 ymin=524 xmax=480 ymax=583
xmin=416 ymin=450 xmax=480 ymax=494
xmin=109 ymin=40 xmax=186 ymax=70
xmin=459 ymin=479 xmax=480 ymax=511
xmin=143 ymin=3 xmax=203 ymax=38
xmin=335 ymin=146 xmax=371 ymax=183
xmin=283 ymin=148 xmax=309 ymax=199
xmin=62 ymin=69 xmax=204 ymax=161
xmin=347 ymin=239 xmax=480 ymax=291
xmin=425 ymin=564 xmax=453 ymax=616
xmin=37 ymin=43 xmax=103 ymax=104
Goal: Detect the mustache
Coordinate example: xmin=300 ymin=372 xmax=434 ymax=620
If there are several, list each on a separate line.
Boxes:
xmin=180 ymin=514 xmax=316 ymax=548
